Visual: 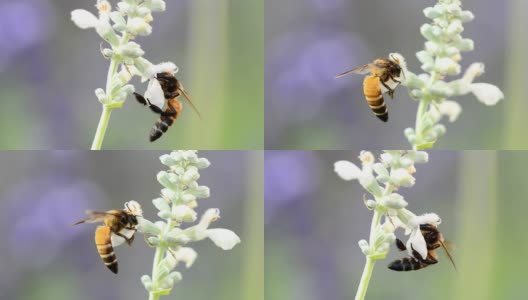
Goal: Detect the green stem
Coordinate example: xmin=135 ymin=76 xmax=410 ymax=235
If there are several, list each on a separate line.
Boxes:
xmin=148 ymin=246 xmax=166 ymax=300
xmin=148 ymin=218 xmax=175 ymax=300
xmin=90 ymin=59 xmax=119 ymax=150
xmin=355 ymin=209 xmax=382 ymax=300
xmin=91 ymin=106 xmax=112 ymax=150
xmin=413 ymin=99 xmax=428 ymax=150
xmin=355 ymin=257 xmax=376 ymax=300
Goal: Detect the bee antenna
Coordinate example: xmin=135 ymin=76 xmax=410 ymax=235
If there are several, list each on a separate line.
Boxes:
xmin=179 ymin=88 xmax=202 ymax=120
xmin=440 ymin=240 xmax=457 ymax=272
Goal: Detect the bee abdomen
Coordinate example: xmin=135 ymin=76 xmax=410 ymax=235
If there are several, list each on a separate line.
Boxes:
xmin=363 ymin=76 xmax=388 ymax=122
xmin=95 ymin=226 xmax=118 ymax=274
xmin=388 ymin=257 xmax=425 ymax=272
xmin=149 ymin=99 xmax=182 ymax=142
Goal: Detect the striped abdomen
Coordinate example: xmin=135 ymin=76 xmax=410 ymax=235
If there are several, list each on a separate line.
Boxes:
xmin=95 ymin=226 xmax=118 ymax=274
xmin=388 ymin=257 xmax=429 ymax=271
xmin=363 ymin=75 xmax=388 ymax=122
xmin=149 ymin=98 xmax=182 ymax=142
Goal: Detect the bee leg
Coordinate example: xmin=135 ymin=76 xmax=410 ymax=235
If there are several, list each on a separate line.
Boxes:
xmin=381 ymin=81 xmax=396 ymax=99
xmin=422 ymin=254 xmax=438 ymax=265
xmin=395 ymin=239 xmax=407 ymax=251
xmin=411 ymin=246 xmax=438 ymax=265
xmin=147 ymin=103 xmax=165 ymax=115
xmin=389 ymin=74 xmax=401 ymax=84
xmin=114 ymin=231 xmax=135 ymax=246
xmin=134 ymin=92 xmax=148 ymax=105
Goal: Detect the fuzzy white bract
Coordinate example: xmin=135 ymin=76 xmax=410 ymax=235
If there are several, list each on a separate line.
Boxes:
xmin=138 ymin=151 xmax=240 ymax=297
xmin=397 ymin=0 xmax=503 ymax=149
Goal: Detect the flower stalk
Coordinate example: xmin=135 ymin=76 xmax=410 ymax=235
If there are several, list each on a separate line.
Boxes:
xmin=138 ymin=151 xmax=241 ymax=299
xmin=335 ymin=150 xmax=440 ymax=300
xmin=392 ymin=0 xmax=504 ymax=149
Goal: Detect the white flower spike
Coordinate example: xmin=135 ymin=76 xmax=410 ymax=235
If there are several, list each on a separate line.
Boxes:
xmin=136 ymin=151 xmax=239 ymax=297
xmin=401 ymin=0 xmax=503 ymax=149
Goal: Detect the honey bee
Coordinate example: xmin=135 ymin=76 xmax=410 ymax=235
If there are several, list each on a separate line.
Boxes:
xmin=74 ymin=201 xmax=143 ymax=274
xmin=134 ymin=72 xmax=201 ymax=142
xmin=388 ymin=223 xmax=456 ymax=272
xmin=336 ymin=55 xmax=403 ymax=122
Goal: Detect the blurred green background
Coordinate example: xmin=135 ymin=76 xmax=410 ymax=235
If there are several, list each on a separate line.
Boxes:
xmin=0 ymin=150 xmax=263 ymax=300
xmin=265 ymin=0 xmax=526 ymax=149
xmin=265 ymin=151 xmax=525 ymax=300
xmin=0 ymin=0 xmax=263 ymax=149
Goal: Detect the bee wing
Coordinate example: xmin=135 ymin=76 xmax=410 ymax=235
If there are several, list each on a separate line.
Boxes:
xmin=73 ymin=210 xmax=118 ymax=225
xmin=145 ymin=79 xmax=166 ymax=110
xmin=335 ymin=63 xmax=377 ymax=78
xmin=440 ymin=240 xmax=457 ymax=271
xmin=179 ymin=87 xmax=202 ymax=120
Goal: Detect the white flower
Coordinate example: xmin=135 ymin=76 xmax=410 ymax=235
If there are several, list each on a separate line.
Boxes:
xmin=334 ymin=160 xmax=362 ymax=181
xmin=390 ymin=168 xmax=416 ymax=187
xmin=406 ymin=226 xmax=428 ymax=259
xmin=124 ymin=200 xmax=143 ymax=216
xmin=148 ymin=62 xmax=178 ymax=78
xmin=437 ymin=100 xmax=462 ymax=122
xmin=359 ymin=151 xmax=375 ymax=166
xmin=71 ymin=9 xmax=99 ymax=29
xmin=143 ymin=77 xmax=165 ymax=109
xmin=207 ymin=228 xmax=241 ymax=250
xmin=136 ymin=62 xmax=179 ymax=109
xmin=380 ymin=193 xmax=408 ymax=209
xmin=173 ymin=247 xmax=197 ymax=268
xmin=470 ymin=83 xmax=504 ymax=106
xmin=413 ymin=213 xmax=441 ymax=227
xmin=405 ymin=213 xmax=441 ymax=260
xmin=198 ymin=208 xmax=220 ymax=229
xmin=128 ymin=17 xmax=152 ymax=36
xmin=96 ymin=1 xmax=112 ymax=14
xmin=172 ymin=205 xmax=197 ymax=222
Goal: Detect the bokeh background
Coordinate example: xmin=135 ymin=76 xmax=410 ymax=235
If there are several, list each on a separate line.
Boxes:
xmin=0 ymin=0 xmax=263 ymax=149
xmin=0 ymin=150 xmax=263 ymax=300
xmin=265 ymin=151 xmax=525 ymax=300
xmin=265 ymin=0 xmax=526 ymax=149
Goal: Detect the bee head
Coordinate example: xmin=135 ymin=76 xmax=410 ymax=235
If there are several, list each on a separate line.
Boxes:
xmin=389 ymin=53 xmax=406 ymax=80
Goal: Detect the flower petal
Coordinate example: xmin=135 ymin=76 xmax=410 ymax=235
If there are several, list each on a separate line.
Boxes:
xmin=145 ymin=79 xmax=165 ymax=109
xmin=173 ymin=247 xmax=197 ymax=268
xmin=438 ymin=100 xmax=462 ymax=122
xmin=149 ymin=62 xmax=178 ymax=78
xmin=390 ymin=168 xmax=416 ymax=187
xmin=407 ymin=228 xmax=427 ymax=259
xmin=71 ymin=9 xmax=99 ymax=29
xmin=207 ymin=228 xmax=241 ymax=250
xmin=470 ymin=83 xmax=504 ymax=106
xmin=334 ymin=160 xmax=362 ymax=181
